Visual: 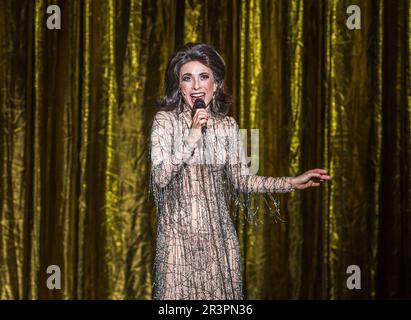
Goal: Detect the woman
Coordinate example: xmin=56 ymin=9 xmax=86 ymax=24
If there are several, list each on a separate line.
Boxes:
xmin=150 ymin=43 xmax=331 ymax=300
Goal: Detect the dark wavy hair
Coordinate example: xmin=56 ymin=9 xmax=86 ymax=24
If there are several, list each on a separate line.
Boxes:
xmin=157 ymin=43 xmax=231 ymax=118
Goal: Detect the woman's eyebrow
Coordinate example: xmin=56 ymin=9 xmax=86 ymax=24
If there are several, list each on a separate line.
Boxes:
xmin=181 ymin=71 xmax=210 ymax=77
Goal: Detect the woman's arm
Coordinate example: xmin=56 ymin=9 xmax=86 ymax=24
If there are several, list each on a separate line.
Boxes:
xmin=225 ymin=117 xmax=295 ymax=194
xmin=150 ymin=111 xmax=196 ymax=188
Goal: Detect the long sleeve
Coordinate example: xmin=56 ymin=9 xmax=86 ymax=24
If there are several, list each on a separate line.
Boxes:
xmin=150 ymin=111 xmax=196 ymax=188
xmin=225 ymin=117 xmax=295 ymax=194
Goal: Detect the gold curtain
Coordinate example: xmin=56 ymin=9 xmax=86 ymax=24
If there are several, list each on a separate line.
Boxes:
xmin=0 ymin=0 xmax=410 ymax=299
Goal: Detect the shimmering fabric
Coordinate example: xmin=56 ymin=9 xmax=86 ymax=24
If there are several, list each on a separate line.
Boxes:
xmin=149 ymin=104 xmax=295 ymax=299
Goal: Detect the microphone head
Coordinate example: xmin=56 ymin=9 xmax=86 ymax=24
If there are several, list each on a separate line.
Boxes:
xmin=194 ymin=98 xmax=206 ymax=109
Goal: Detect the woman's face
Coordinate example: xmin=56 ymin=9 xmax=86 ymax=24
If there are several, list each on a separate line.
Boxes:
xmin=179 ymin=61 xmax=217 ymax=109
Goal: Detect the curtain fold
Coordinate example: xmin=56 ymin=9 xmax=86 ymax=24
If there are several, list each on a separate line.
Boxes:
xmin=0 ymin=0 xmax=409 ymax=299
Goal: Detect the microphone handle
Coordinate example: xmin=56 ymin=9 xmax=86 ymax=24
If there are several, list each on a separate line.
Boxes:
xmin=194 ymin=105 xmax=207 ymax=135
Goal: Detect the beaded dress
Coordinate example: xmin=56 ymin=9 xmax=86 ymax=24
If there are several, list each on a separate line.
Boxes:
xmin=149 ymin=104 xmax=295 ymax=299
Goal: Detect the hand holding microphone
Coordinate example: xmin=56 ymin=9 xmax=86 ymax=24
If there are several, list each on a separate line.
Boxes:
xmin=186 ymin=99 xmax=209 ymax=146
xmin=193 ymin=99 xmax=208 ymax=135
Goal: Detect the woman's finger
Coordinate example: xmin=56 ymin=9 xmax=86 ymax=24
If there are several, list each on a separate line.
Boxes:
xmin=192 ymin=111 xmax=203 ymax=126
xmin=310 ymin=168 xmax=327 ymax=174
xmin=194 ymin=109 xmax=207 ymax=118
xmin=193 ymin=110 xmax=208 ymax=128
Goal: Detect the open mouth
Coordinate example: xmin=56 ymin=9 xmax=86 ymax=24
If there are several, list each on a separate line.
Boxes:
xmin=189 ymin=93 xmax=205 ymax=104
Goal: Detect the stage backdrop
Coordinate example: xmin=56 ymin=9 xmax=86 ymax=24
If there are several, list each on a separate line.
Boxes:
xmin=0 ymin=0 xmax=410 ymax=299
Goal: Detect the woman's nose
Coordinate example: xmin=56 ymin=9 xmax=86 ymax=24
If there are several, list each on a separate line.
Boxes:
xmin=192 ymin=77 xmax=200 ymax=90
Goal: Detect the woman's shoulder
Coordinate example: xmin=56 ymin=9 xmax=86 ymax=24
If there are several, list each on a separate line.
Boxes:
xmin=153 ymin=109 xmax=238 ymax=127
xmin=218 ymin=115 xmax=238 ymax=127
xmin=153 ymin=109 xmax=178 ymax=122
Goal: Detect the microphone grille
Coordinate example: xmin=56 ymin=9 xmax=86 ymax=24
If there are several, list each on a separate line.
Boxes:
xmin=194 ymin=99 xmax=206 ymax=109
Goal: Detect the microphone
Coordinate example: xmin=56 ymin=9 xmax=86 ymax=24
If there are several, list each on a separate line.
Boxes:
xmin=193 ymin=98 xmax=207 ymax=135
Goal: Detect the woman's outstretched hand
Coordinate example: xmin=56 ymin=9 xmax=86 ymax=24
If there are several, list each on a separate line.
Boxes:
xmin=290 ymin=168 xmax=331 ymax=190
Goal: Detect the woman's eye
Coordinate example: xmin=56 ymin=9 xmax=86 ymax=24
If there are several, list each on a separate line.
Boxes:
xmin=182 ymin=76 xmax=190 ymax=82
xmin=200 ymin=74 xmax=209 ymax=80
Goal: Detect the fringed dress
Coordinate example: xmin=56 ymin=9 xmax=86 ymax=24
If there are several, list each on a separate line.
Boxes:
xmin=149 ymin=105 xmax=295 ymax=300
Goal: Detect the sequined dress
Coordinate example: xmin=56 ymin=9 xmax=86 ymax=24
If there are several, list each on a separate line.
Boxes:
xmin=149 ymin=105 xmax=295 ymax=300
